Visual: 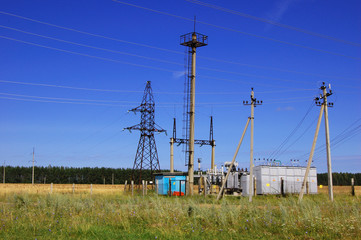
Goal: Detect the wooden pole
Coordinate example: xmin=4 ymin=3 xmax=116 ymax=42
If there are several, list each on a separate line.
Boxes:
xmin=145 ymin=181 xmax=147 ymax=195
xmin=112 ymin=173 xmax=114 ymax=185
xmin=90 ymin=184 xmax=93 ymax=195
xmin=3 ymin=162 xmax=5 ymax=184
xmin=203 ymin=176 xmax=207 ymax=196
xmin=50 ymin=183 xmax=53 ymax=194
xmin=351 ymin=178 xmax=355 ymax=196
xmin=124 ymin=180 xmax=128 ymax=192
xmin=72 ymin=183 xmax=75 ymax=194
xmin=253 ymin=176 xmax=257 ymax=196
xmin=32 ymin=147 xmax=35 ymax=185
xmin=131 ymin=180 xmax=134 ymax=196
xmin=169 ymin=179 xmax=172 ymax=197
xmin=142 ymin=180 xmax=145 ymax=196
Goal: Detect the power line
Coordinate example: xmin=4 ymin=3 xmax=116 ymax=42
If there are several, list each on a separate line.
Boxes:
xmin=313 ymin=125 xmax=361 ymax=160
xmin=297 ymin=118 xmax=361 ymax=160
xmin=0 ymin=91 xmax=314 ymax=106
xmin=276 ymin=115 xmax=319 ymax=158
xmin=0 ymin=92 xmax=140 ymax=103
xmin=0 ymin=12 xmax=358 ymax=80
xmin=0 ymin=35 xmax=334 ymax=88
xmin=0 ymin=79 xmax=314 ymax=95
xmin=111 ymin=0 xmax=361 ymax=61
xmin=0 ymin=25 xmax=183 ymax=66
xmin=0 ymin=11 xmax=182 ymax=55
xmin=0 ymin=92 xmax=316 ymax=108
xmin=185 ymin=0 xmax=361 ymax=47
xmin=0 ymin=35 xmax=176 ymax=73
xmin=1 ymin=27 xmax=347 ymax=85
xmin=268 ymin=101 xmax=315 ymax=159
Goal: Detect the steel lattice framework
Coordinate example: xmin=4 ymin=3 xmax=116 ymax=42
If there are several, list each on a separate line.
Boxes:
xmin=125 ymin=81 xmax=166 ymax=184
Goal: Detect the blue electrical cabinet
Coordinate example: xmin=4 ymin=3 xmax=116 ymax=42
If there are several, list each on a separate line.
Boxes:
xmin=154 ymin=172 xmax=187 ymax=196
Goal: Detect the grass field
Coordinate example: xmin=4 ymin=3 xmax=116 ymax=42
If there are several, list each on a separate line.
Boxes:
xmin=0 ymin=184 xmax=360 ymax=239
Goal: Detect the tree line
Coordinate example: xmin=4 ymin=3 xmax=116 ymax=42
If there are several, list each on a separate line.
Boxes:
xmin=0 ymin=166 xmax=359 ymax=185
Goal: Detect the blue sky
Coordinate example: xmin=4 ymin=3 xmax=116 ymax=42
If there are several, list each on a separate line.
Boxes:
xmin=0 ymin=0 xmax=360 ymax=173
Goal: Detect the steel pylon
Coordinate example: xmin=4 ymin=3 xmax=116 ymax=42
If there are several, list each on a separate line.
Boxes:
xmin=124 ymin=81 xmax=166 ymax=185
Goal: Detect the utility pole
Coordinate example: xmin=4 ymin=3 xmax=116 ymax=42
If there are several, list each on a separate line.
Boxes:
xmin=322 ymin=83 xmax=334 ymax=201
xmin=180 ymin=26 xmax=208 ymax=195
xmin=217 ymin=117 xmax=250 ymax=200
xmin=299 ymin=82 xmax=334 ymax=202
xmin=3 ymin=161 xmax=5 ymax=184
xmin=170 ymin=118 xmax=175 ymax=173
xmin=243 ymin=88 xmax=262 ymax=202
xmin=32 ymin=147 xmax=35 ymax=185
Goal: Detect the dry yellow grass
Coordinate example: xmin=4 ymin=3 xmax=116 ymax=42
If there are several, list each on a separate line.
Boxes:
xmin=317 ymin=185 xmax=361 ymax=196
xmin=0 ymin=183 xmax=127 ymax=195
xmin=0 ymin=183 xmax=358 ymax=196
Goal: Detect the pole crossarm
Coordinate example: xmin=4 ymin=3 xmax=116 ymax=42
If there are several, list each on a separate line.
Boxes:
xmin=173 ymin=138 xmax=214 ymax=146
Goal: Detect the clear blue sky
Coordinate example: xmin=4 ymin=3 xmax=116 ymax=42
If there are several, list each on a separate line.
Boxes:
xmin=0 ymin=0 xmax=360 ymax=173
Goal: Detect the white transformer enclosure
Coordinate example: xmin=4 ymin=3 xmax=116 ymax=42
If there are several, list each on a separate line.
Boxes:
xmin=252 ymin=165 xmax=317 ymax=195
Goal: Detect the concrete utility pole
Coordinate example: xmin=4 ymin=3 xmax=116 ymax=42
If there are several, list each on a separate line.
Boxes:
xmin=32 ymin=147 xmax=35 ymax=185
xmin=170 ymin=137 xmax=174 ymax=173
xmin=180 ymin=26 xmax=208 ymax=195
xmin=243 ymin=88 xmax=262 ymax=202
xmin=217 ymin=117 xmax=250 ymax=200
xmin=322 ymin=84 xmax=334 ymax=201
xmin=299 ymin=104 xmax=324 ymax=202
xmin=299 ymin=82 xmax=334 ymax=202
xmin=188 ymin=33 xmax=197 ymax=196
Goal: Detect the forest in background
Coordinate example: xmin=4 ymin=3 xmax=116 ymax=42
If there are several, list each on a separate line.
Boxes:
xmin=0 ymin=166 xmax=359 ymax=186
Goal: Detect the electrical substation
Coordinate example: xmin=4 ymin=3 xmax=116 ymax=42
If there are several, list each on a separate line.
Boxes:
xmin=123 ymin=26 xmax=334 ymax=200
xmin=150 ymin=26 xmax=333 ymax=202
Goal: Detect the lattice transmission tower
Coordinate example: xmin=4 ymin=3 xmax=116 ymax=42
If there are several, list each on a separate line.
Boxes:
xmin=124 ymin=81 xmax=166 ymax=184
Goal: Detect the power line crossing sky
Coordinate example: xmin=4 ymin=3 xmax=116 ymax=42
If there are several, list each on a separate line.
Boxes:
xmin=0 ymin=0 xmax=360 ymax=173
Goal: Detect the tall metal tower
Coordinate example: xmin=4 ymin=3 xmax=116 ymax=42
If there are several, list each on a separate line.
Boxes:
xmin=180 ymin=26 xmax=208 ymax=195
xmin=125 ymin=81 xmax=166 ymax=185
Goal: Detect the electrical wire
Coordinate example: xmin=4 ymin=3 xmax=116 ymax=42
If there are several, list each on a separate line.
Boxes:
xmin=275 ymin=115 xmax=319 ymax=158
xmin=0 ymin=25 xmax=183 ymax=66
xmin=0 ymin=34 xmax=334 ymax=89
xmin=0 ymin=79 xmax=315 ymax=95
xmin=0 ymin=92 xmax=315 ymax=107
xmin=185 ymin=0 xmax=361 ymax=47
xmin=268 ymin=101 xmax=315 ymax=159
xmin=297 ymin=118 xmax=361 ymax=160
xmin=111 ymin=0 xmax=361 ymax=61
xmin=0 ymin=12 xmax=358 ymax=80
xmin=0 ymin=26 xmax=342 ymax=85
xmin=0 ymin=35 xmax=176 ymax=73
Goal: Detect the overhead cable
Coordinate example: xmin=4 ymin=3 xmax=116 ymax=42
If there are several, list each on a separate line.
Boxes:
xmin=111 ymin=0 xmax=361 ymax=61
xmin=0 ymin=12 xmax=358 ymax=80
xmin=185 ymin=0 xmax=361 ymax=47
xmin=0 ymin=79 xmax=314 ymax=95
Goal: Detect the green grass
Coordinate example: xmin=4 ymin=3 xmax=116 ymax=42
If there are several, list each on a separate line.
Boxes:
xmin=0 ymin=192 xmax=360 ymax=239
